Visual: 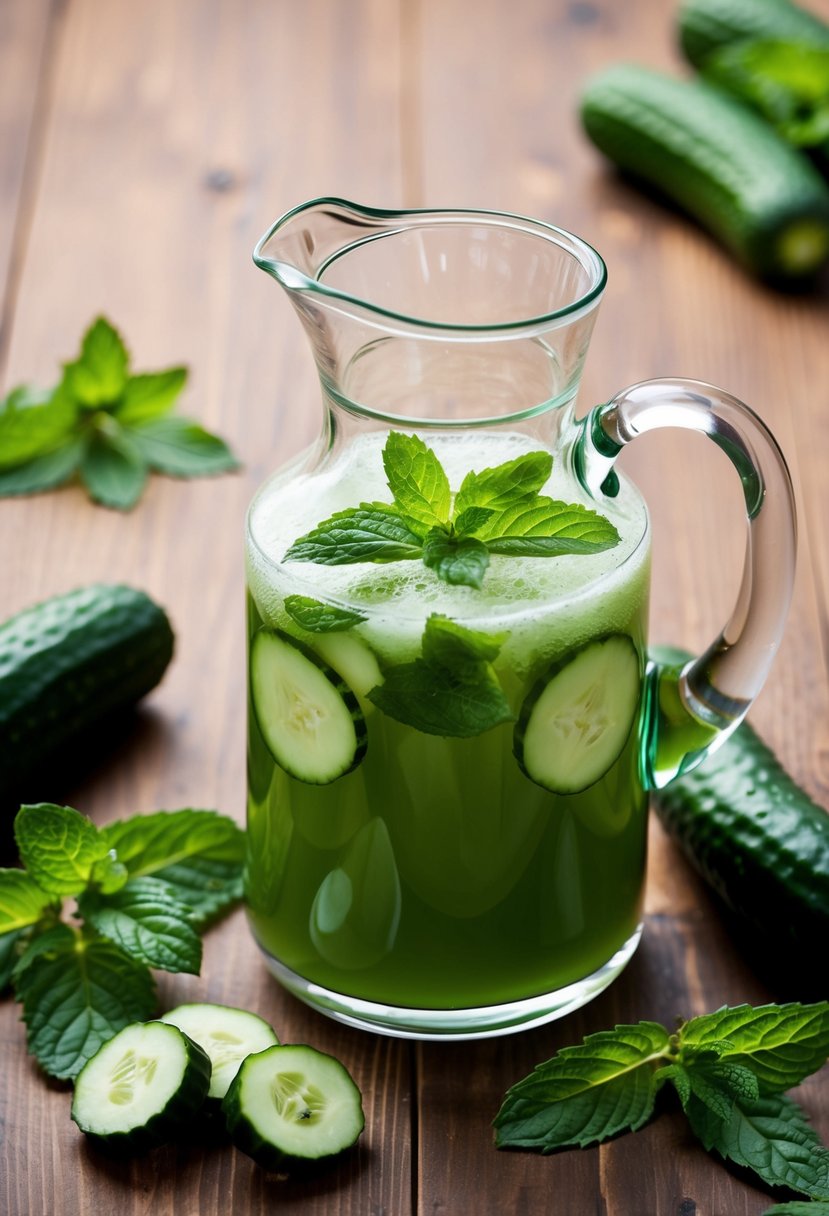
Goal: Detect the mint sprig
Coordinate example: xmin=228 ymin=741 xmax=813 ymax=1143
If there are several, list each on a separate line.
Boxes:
xmin=285 ymin=432 xmax=619 ymax=589
xmin=0 ymin=316 xmax=239 ymax=509
xmin=0 ymin=802 xmax=244 ymax=1079
xmin=495 ymin=1002 xmax=829 ymax=1201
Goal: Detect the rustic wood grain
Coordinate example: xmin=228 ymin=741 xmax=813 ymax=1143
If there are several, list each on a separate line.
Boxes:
xmin=1 ymin=0 xmax=828 ymax=1213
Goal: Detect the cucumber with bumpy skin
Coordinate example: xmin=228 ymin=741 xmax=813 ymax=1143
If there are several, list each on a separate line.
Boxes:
xmin=580 ymin=63 xmax=829 ymax=281
xmin=160 ymin=1003 xmax=279 ymax=1102
xmin=678 ymin=0 xmax=829 ymax=69
xmin=0 ymin=583 xmax=174 ymax=813
xmin=71 ymin=1021 xmax=211 ymax=1151
xmin=514 ymin=634 xmax=640 ymax=795
xmin=250 ymin=629 xmax=367 ymax=784
xmin=222 ymin=1043 xmax=365 ymax=1170
xmin=654 ymin=720 xmax=829 ymax=968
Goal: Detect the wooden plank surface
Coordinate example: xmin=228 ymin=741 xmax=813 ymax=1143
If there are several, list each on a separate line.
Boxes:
xmin=1 ymin=1 xmax=827 ymax=1214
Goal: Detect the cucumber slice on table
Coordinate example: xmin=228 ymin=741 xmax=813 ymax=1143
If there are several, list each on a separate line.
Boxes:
xmin=71 ymin=1021 xmax=211 ymax=1151
xmin=160 ymin=1003 xmax=279 ymax=1102
xmin=250 ymin=629 xmax=367 ymax=784
xmin=515 ymin=634 xmax=640 ymax=795
xmin=223 ymin=1043 xmax=365 ymax=1170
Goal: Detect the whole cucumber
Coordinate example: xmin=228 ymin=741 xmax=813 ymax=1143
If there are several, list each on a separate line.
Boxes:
xmin=0 ymin=583 xmax=174 ymax=813
xmin=678 ymin=0 xmax=829 ymax=69
xmin=580 ymin=63 xmax=829 ymax=281
xmin=654 ymin=720 xmax=829 ymax=981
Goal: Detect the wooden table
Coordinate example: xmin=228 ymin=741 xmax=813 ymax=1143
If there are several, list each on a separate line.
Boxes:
xmin=2 ymin=1 xmax=827 ymax=1213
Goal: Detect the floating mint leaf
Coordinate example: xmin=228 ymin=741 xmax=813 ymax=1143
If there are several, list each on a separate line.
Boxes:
xmin=285 ymin=503 xmax=424 ymax=566
xmin=453 ymin=505 xmax=495 ymax=535
xmin=422 ymin=529 xmax=490 ymax=588
xmin=100 ymin=808 xmax=244 ymax=927
xmin=284 ymin=594 xmax=367 ymax=633
xmin=62 ymin=316 xmax=129 ymax=407
xmin=383 ymin=431 xmax=451 ymax=532
xmin=454 ymin=450 xmax=553 ymax=514
xmin=79 ymin=877 xmax=202 ymax=974
xmin=115 ymin=367 xmax=188 ymax=425
xmin=480 ymin=495 xmax=620 ymax=555
xmin=494 ymin=1021 xmax=673 ymax=1150
xmin=80 ymin=428 xmax=148 ymax=510
xmin=681 ymin=1002 xmax=829 ymax=1094
xmin=16 ymin=934 xmax=156 ymax=1079
xmin=686 ymin=1092 xmax=829 ymax=1199
xmin=368 ymin=614 xmax=513 ymax=737
xmin=14 ymin=804 xmax=106 ymax=897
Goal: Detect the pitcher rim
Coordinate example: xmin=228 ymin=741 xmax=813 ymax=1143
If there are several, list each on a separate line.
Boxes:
xmin=252 ymin=197 xmax=608 ymax=333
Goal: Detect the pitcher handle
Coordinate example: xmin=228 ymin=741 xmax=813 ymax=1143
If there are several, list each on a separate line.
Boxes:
xmin=575 ymin=378 xmax=797 ymax=791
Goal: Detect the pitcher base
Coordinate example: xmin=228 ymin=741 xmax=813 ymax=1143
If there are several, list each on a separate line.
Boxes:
xmin=256 ymin=923 xmax=643 ymax=1040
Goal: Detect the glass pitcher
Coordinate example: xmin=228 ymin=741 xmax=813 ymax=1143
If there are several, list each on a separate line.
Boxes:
xmin=244 ymin=199 xmax=796 ymax=1039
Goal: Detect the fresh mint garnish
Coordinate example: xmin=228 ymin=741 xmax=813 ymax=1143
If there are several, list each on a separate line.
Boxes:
xmin=284 ymin=594 xmax=367 ymax=633
xmin=0 ymin=316 xmax=239 ymax=509
xmin=763 ymin=1203 xmax=829 ymax=1215
xmin=367 ymin=614 xmax=513 ymax=737
xmin=495 ymin=1001 xmax=829 ymax=1202
xmin=285 ymin=432 xmax=619 ymax=589
xmin=0 ymin=803 xmax=244 ymax=1078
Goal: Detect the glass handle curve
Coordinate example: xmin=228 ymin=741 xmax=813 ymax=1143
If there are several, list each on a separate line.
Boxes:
xmin=575 ymin=378 xmax=797 ymax=791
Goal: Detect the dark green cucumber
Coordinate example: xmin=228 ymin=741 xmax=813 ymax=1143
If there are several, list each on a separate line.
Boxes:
xmin=654 ymin=720 xmax=829 ymax=967
xmin=71 ymin=1021 xmax=211 ymax=1151
xmin=0 ymin=584 xmax=174 ymax=812
xmin=580 ymin=63 xmax=829 ymax=281
xmin=223 ymin=1043 xmax=365 ymax=1170
xmin=678 ymin=0 xmax=829 ymax=69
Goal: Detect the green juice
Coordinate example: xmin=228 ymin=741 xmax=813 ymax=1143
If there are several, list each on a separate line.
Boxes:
xmin=245 ymin=430 xmax=651 ymax=1019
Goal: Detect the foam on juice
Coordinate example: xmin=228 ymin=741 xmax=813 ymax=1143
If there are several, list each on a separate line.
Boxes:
xmin=246 ymin=430 xmax=650 ymax=669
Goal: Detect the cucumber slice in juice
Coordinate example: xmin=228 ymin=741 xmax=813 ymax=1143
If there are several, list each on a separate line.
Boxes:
xmin=223 ymin=1043 xmax=365 ymax=1170
xmin=160 ymin=1003 xmax=279 ymax=1101
xmin=312 ymin=631 xmax=383 ymax=702
xmin=514 ymin=634 xmax=640 ymax=795
xmin=71 ymin=1021 xmax=211 ymax=1151
xmin=250 ymin=629 xmax=367 ymax=784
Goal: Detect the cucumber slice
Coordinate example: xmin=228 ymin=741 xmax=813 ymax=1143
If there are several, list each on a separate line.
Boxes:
xmin=250 ymin=629 xmax=367 ymax=784
xmin=160 ymin=1003 xmax=279 ymax=1101
xmin=71 ymin=1021 xmax=211 ymax=1151
xmin=312 ymin=632 xmax=383 ymax=702
xmin=514 ymin=634 xmax=640 ymax=795
xmin=223 ymin=1043 xmax=365 ymax=1170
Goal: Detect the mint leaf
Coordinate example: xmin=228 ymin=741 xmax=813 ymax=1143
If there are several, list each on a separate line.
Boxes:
xmin=494 ymin=1021 xmax=673 ymax=1150
xmin=683 ymin=1059 xmax=761 ymax=1120
xmin=0 ymin=868 xmax=55 ymax=931
xmin=421 ymin=614 xmax=506 ymax=666
xmin=129 ymin=415 xmax=239 ymax=476
xmin=100 ymin=809 xmax=244 ymax=927
xmin=79 ymin=877 xmax=201 ymax=974
xmin=454 ymin=450 xmax=553 ymax=514
xmin=89 ymin=850 xmax=129 ymax=895
xmin=0 ymin=435 xmax=84 ymax=496
xmin=115 ymin=367 xmax=187 ymax=425
xmin=16 ymin=934 xmax=156 ymax=1079
xmin=11 ymin=922 xmax=76 ymax=984
xmin=382 ymin=431 xmax=451 ymax=532
xmin=480 ymin=496 xmax=620 ymax=555
xmin=368 ymin=615 xmax=513 ymax=737
xmin=686 ymin=1092 xmax=829 ymax=1199
xmin=0 ymin=929 xmax=25 ymax=990
xmin=284 ymin=594 xmax=367 ymax=633
xmin=763 ymin=1203 xmax=829 ymax=1215
xmin=453 ymin=506 xmax=494 ymax=535
xmin=285 ymin=503 xmax=424 ymax=565
xmin=681 ymin=1002 xmax=829 ymax=1093
xmin=0 ymin=386 xmax=77 ymax=468
xmin=80 ymin=428 xmax=148 ymax=509
xmin=14 ymin=804 xmax=106 ymax=896
xmin=422 ymin=530 xmax=490 ymax=588
xmin=62 ymin=316 xmax=129 ymax=407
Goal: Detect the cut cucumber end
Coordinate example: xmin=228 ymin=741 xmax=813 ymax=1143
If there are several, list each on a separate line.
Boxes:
xmin=223 ymin=1043 xmax=365 ymax=1170
xmin=71 ymin=1021 xmax=211 ymax=1150
xmin=250 ymin=629 xmax=367 ymax=784
xmin=160 ymin=1003 xmax=279 ymax=1101
xmin=514 ymin=634 xmax=641 ymax=795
